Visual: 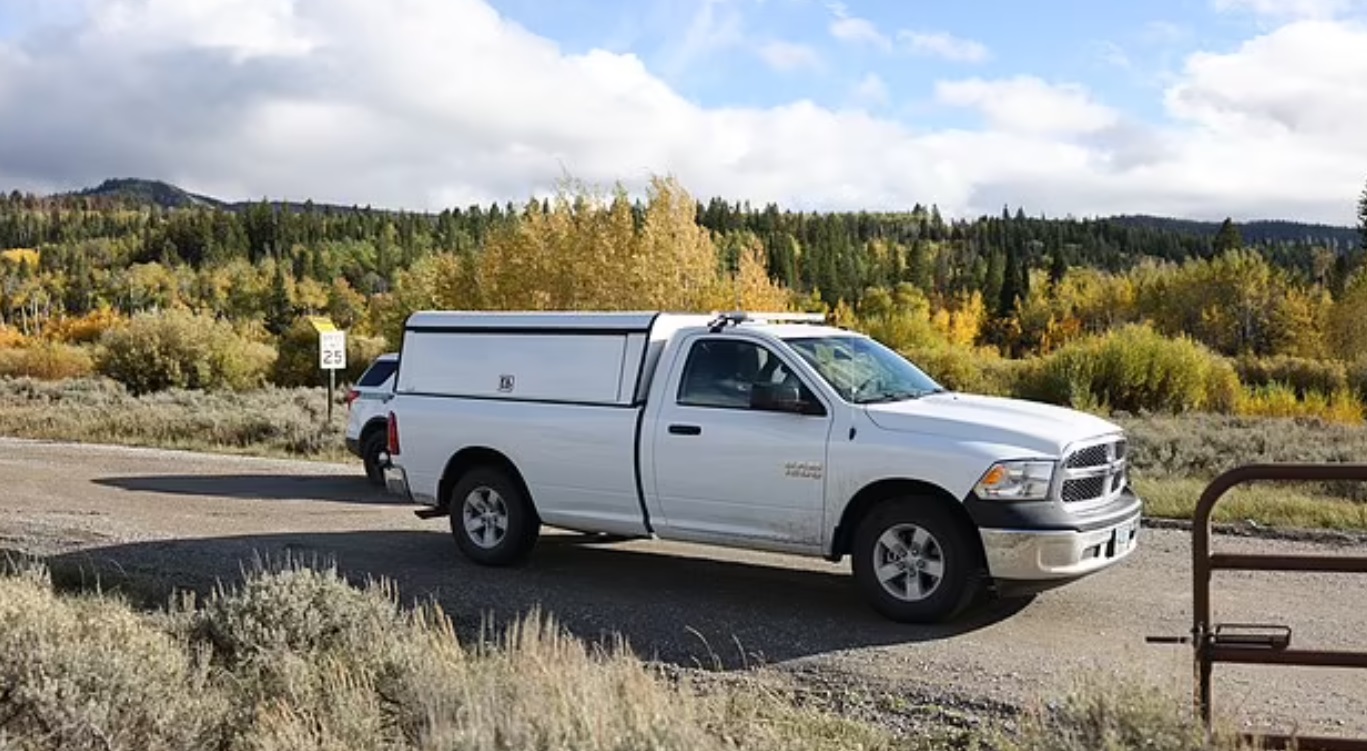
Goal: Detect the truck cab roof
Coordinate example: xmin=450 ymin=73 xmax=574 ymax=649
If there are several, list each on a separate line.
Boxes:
xmin=403 ymin=310 xmax=851 ymax=340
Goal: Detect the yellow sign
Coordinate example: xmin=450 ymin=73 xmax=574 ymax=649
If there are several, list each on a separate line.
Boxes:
xmin=306 ymin=316 xmax=337 ymax=333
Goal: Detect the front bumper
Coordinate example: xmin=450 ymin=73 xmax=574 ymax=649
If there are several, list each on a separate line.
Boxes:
xmin=966 ymin=485 xmax=1143 ymax=583
xmin=980 ymin=506 xmax=1141 ymax=582
xmin=345 ymin=436 xmax=361 ymax=457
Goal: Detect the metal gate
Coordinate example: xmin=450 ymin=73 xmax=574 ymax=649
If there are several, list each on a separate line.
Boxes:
xmin=1148 ymin=463 xmax=1367 ymax=751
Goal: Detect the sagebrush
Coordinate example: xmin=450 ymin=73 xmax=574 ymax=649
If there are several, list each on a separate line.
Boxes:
xmin=0 ymin=558 xmax=1263 ymax=751
xmin=0 ymin=559 xmax=898 ymax=751
xmin=0 ymin=376 xmax=349 ymax=459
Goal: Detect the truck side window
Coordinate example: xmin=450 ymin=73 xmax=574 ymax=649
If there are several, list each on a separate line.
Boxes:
xmin=677 ymin=339 xmax=818 ymax=411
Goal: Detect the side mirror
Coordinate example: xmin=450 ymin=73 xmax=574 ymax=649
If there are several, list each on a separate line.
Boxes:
xmin=751 ymin=381 xmax=820 ymax=415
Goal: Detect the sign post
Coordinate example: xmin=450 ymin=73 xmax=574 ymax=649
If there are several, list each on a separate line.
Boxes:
xmin=309 ymin=317 xmax=346 ymax=426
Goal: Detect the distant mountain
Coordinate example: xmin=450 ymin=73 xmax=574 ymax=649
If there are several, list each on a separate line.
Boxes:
xmin=74 ymin=178 xmax=228 ymax=210
xmin=54 ymin=179 xmax=1362 ymax=247
xmin=1106 ymin=214 xmax=1359 ymax=249
xmin=67 ymin=178 xmax=369 ymax=215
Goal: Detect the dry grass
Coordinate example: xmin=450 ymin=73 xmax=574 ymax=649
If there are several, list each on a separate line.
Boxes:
xmin=0 ymin=557 xmax=1273 ymax=751
xmin=1005 ymin=676 xmax=1255 ymax=751
xmin=0 ymin=377 xmax=350 ymax=461
xmin=1118 ymin=413 xmax=1367 ymax=495
xmin=0 ymin=557 xmax=907 ymax=751
xmin=1117 ymin=413 xmax=1367 ymax=531
xmin=1134 ymin=477 xmax=1367 ymax=531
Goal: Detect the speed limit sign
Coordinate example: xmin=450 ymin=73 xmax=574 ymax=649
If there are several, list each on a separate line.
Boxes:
xmin=319 ymin=330 xmax=346 ymax=371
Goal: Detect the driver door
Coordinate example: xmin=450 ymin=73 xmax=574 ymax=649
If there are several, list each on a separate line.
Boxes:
xmin=649 ymin=336 xmax=834 ymax=549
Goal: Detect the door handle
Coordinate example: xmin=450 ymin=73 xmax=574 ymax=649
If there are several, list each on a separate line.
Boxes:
xmin=668 ymin=424 xmax=702 ymax=436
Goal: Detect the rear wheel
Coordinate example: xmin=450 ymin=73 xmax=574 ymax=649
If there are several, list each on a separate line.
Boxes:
xmin=448 ymin=466 xmax=539 ymax=566
xmin=361 ymin=430 xmax=389 ymax=487
xmin=851 ymin=499 xmax=983 ymax=623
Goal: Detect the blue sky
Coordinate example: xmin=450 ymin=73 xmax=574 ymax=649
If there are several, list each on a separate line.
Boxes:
xmin=0 ymin=0 xmax=1364 ymax=223
xmin=488 ymin=0 xmax=1261 ymax=128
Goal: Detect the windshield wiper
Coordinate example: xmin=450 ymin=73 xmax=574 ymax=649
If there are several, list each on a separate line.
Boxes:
xmin=858 ymin=388 xmax=943 ymax=404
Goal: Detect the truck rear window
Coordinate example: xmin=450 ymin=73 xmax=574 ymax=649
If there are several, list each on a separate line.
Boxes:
xmin=358 ymin=359 xmax=397 ymax=387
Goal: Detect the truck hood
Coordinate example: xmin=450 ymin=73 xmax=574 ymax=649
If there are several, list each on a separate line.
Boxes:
xmin=863 ymin=392 xmax=1122 ymax=457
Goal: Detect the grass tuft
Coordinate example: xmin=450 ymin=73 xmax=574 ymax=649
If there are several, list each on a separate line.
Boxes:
xmin=1007 ymin=675 xmax=1255 ymax=751
xmin=0 ymin=558 xmax=917 ymax=751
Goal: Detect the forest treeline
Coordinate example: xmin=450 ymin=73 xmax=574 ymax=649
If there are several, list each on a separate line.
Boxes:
xmin=2 ymin=175 xmax=1367 ymax=422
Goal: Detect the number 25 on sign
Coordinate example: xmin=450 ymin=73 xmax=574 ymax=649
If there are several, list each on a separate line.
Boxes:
xmin=313 ymin=323 xmax=346 ymax=426
xmin=319 ymin=330 xmax=346 ymax=371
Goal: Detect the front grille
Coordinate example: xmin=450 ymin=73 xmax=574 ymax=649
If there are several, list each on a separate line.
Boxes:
xmin=1062 ymin=476 xmax=1106 ymax=503
xmin=1059 ymin=437 xmax=1127 ymax=507
xmin=1066 ymin=444 xmax=1109 ymax=468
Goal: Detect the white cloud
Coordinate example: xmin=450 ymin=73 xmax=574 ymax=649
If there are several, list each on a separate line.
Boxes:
xmin=825 ymin=9 xmax=989 ymax=64
xmin=935 ymin=76 xmax=1120 ymax=135
xmin=0 ymin=0 xmax=1365 ymax=225
xmin=852 ymin=73 xmax=889 ymax=107
xmin=829 ymin=15 xmax=891 ymax=51
xmin=1166 ymin=20 xmax=1367 ymax=150
xmin=756 ymin=39 xmax=822 ymax=72
xmin=897 ymin=30 xmax=990 ymax=63
xmin=1212 ymin=0 xmax=1364 ymax=20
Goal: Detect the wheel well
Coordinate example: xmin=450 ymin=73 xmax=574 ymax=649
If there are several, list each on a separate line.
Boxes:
xmin=830 ymin=479 xmax=985 ymax=566
xmin=437 ymin=447 xmax=537 ymax=519
xmin=359 ymin=418 xmax=388 ymax=446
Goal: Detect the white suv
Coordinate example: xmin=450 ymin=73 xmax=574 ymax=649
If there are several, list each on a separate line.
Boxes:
xmin=344 ymin=352 xmax=398 ymax=485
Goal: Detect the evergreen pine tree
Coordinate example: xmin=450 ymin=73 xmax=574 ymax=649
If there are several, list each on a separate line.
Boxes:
xmin=1357 ymin=178 xmax=1367 ymax=252
xmin=1049 ymin=248 xmax=1068 ymax=289
xmin=1214 ymin=218 xmax=1243 ymax=255
xmin=266 ymin=262 xmax=295 ymax=336
xmin=998 ymin=242 xmax=1021 ymax=318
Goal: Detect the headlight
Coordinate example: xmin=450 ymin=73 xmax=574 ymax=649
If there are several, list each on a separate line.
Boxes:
xmin=974 ymin=460 xmax=1055 ymax=501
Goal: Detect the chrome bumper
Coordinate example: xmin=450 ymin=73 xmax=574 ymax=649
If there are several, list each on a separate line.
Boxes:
xmin=980 ymin=509 xmax=1141 ymax=581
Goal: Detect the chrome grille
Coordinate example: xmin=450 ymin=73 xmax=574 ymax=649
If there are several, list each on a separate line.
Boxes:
xmin=1058 ymin=436 xmax=1128 ymax=507
xmin=1066 ymin=444 xmax=1109 ymax=468
xmin=1062 ymin=476 xmax=1106 ymax=503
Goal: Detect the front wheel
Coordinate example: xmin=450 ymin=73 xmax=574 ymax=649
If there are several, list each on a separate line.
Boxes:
xmin=851 ymin=499 xmax=983 ymax=623
xmin=448 ymin=466 xmax=539 ymax=566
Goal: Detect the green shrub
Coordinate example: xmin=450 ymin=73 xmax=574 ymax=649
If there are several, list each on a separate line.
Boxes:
xmin=1017 ymin=324 xmax=1239 ymax=414
xmin=0 ymin=564 xmax=220 ymax=750
xmin=1234 ymin=354 xmax=1348 ymax=398
xmin=1235 ymin=382 xmax=1364 ymax=424
xmin=0 ymin=341 xmax=95 ymax=380
xmin=96 ymin=309 xmax=275 ymax=394
xmin=1348 ymin=356 xmax=1367 ymax=403
xmin=903 ymin=344 xmax=1025 ymax=396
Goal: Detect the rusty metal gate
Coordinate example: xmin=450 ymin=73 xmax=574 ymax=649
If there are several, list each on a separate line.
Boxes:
xmin=1148 ymin=463 xmax=1367 ymax=751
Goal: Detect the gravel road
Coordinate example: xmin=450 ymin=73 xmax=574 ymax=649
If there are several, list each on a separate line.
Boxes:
xmin=2 ymin=437 xmax=1364 ymax=740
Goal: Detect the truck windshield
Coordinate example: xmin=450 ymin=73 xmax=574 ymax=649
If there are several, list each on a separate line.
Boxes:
xmin=784 ymin=335 xmax=945 ymax=405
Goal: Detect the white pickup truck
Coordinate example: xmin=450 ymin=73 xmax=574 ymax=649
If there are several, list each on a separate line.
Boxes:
xmin=383 ymin=310 xmax=1141 ymax=623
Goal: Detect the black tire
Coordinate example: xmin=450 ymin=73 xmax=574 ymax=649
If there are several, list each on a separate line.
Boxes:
xmin=448 ymin=466 xmax=539 ymax=566
xmin=361 ymin=430 xmax=389 ymax=487
xmin=850 ymin=498 xmax=983 ymax=624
